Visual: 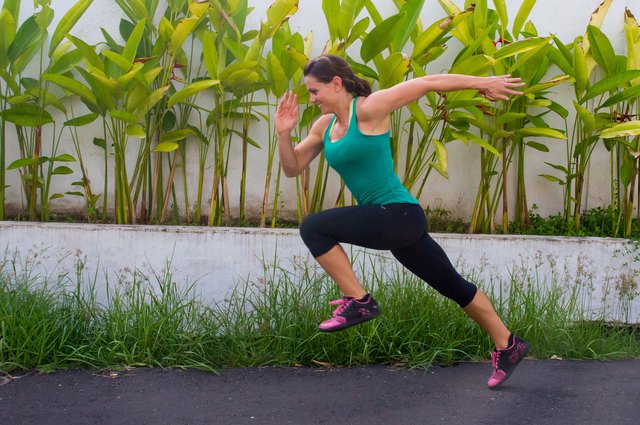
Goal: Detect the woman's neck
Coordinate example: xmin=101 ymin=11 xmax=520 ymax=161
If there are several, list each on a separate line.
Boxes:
xmin=333 ymin=94 xmax=355 ymax=126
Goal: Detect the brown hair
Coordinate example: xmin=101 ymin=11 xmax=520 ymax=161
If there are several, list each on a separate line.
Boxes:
xmin=303 ymin=54 xmax=372 ymax=97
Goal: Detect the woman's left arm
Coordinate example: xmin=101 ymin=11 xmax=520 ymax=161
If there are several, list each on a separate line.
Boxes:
xmin=360 ymin=74 xmax=524 ymax=121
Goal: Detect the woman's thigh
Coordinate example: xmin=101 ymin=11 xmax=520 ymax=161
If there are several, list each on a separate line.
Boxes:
xmin=299 ymin=203 xmax=426 ymax=256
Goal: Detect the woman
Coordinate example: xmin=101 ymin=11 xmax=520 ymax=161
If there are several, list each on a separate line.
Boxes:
xmin=275 ymin=54 xmax=528 ymax=389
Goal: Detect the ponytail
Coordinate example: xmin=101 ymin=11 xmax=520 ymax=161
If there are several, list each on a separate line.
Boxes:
xmin=304 ymin=54 xmax=372 ymax=97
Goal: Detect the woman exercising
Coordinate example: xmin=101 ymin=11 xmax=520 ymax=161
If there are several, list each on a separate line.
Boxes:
xmin=275 ymin=54 xmax=529 ymax=388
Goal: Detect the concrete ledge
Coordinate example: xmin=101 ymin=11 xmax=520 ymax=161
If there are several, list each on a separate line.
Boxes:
xmin=1 ymin=221 xmax=638 ymax=323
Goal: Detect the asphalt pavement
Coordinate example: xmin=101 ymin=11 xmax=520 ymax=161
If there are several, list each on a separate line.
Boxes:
xmin=1 ymin=359 xmax=639 ymax=425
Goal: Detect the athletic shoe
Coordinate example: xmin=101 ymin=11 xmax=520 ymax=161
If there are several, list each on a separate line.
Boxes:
xmin=487 ymin=334 xmax=530 ymax=388
xmin=318 ymin=294 xmax=380 ymax=332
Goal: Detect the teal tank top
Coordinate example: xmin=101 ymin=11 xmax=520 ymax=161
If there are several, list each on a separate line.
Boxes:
xmin=323 ymin=98 xmax=418 ymax=206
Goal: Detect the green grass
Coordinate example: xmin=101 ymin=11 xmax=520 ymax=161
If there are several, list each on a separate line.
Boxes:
xmin=0 ymin=255 xmax=638 ymax=373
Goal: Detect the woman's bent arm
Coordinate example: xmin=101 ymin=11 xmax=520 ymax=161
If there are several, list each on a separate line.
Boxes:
xmin=276 ymin=92 xmax=327 ymax=177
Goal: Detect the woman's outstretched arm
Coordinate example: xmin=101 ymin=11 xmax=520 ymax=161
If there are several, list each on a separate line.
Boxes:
xmin=359 ymin=74 xmax=525 ymax=122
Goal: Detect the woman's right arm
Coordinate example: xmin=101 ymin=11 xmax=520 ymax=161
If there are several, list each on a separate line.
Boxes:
xmin=276 ymin=91 xmax=328 ymax=177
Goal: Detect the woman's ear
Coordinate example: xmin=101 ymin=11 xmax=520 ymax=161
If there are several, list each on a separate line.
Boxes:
xmin=331 ymin=76 xmax=344 ymax=91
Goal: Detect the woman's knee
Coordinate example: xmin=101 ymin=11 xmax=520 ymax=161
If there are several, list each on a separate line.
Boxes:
xmin=299 ymin=213 xmax=319 ymax=243
xmin=299 ymin=213 xmax=335 ymax=257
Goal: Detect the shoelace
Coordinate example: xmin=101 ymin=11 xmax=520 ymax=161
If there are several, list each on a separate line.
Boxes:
xmin=491 ymin=350 xmax=500 ymax=371
xmin=328 ymin=297 xmax=352 ymax=316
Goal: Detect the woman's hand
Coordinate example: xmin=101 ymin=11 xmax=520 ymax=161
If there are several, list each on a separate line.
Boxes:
xmin=479 ymin=75 xmax=525 ymax=101
xmin=275 ymin=91 xmax=299 ymax=135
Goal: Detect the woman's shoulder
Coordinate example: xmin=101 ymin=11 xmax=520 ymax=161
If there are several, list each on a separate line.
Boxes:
xmin=354 ymin=94 xmax=392 ymax=134
xmin=310 ymin=113 xmax=334 ymax=134
xmin=354 ymin=95 xmax=377 ymax=119
xmin=309 ymin=114 xmax=335 ymax=140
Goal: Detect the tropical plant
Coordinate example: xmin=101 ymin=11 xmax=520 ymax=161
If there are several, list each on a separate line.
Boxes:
xmin=591 ymin=8 xmax=640 ymax=237
xmin=438 ymin=0 xmax=566 ymax=233
xmin=542 ymin=0 xmax=640 ymax=232
xmin=0 ymin=0 xmax=93 ymax=221
xmin=259 ymin=21 xmax=309 ymax=227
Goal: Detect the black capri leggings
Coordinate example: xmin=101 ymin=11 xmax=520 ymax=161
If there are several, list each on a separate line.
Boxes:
xmin=299 ymin=203 xmax=478 ymax=308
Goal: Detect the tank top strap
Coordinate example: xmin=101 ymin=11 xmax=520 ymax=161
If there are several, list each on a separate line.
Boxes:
xmin=325 ymin=97 xmax=358 ymax=142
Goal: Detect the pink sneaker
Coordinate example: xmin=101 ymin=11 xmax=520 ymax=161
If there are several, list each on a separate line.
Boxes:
xmin=487 ymin=334 xmax=530 ymax=388
xmin=318 ymin=294 xmax=380 ymax=332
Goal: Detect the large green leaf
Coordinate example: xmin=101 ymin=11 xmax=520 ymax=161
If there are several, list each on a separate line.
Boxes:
xmin=522 ymin=75 xmax=572 ymax=95
xmin=103 ymin=50 xmax=132 ymax=72
xmin=406 ymin=101 xmax=429 ymax=133
xmin=452 ymin=131 xmax=501 ymax=157
xmin=516 ymin=127 xmax=567 ymax=140
xmin=377 ymin=52 xmax=410 ymax=89
xmin=42 ymin=73 xmax=98 ymax=107
xmin=75 ymin=67 xmax=114 ymax=112
xmin=497 ymin=112 xmax=526 ymax=126
xmin=449 ymin=54 xmax=495 ymax=75
xmin=472 ymin=0 xmax=488 ymax=40
xmin=573 ymin=37 xmax=589 ymax=97
xmin=220 ymin=61 xmax=259 ymax=85
xmin=123 ymin=18 xmax=146 ymax=63
xmin=0 ymin=10 xmax=15 ymax=63
xmin=160 ymin=129 xmax=195 ymax=143
xmin=624 ymin=9 xmax=640 ymax=81
xmin=492 ymin=36 xmax=550 ymax=61
xmin=526 ymin=141 xmax=549 ymax=152
xmin=134 ymin=85 xmax=169 ymax=117
xmin=52 ymin=166 xmax=74 ymax=175
xmin=285 ymin=45 xmax=309 ymax=71
xmin=8 ymin=16 xmax=44 ymax=74
xmin=492 ymin=0 xmax=508 ymax=34
xmin=49 ymin=0 xmax=93 ymax=56
xmin=1 ymin=104 xmax=54 ymax=126
xmin=586 ymin=25 xmax=616 ymax=76
xmin=8 ymin=158 xmax=40 ymax=170
xmin=600 ymin=120 xmax=640 ymax=139
xmin=412 ymin=6 xmax=474 ymax=58
xmin=547 ymin=38 xmax=573 ymax=76
xmin=429 ymin=139 xmax=449 ymax=179
xmin=392 ymin=0 xmax=425 ymax=52
xmin=260 ymin=0 xmax=298 ymax=43
xmin=200 ymin=30 xmax=218 ymax=79
xmin=338 ymin=0 xmax=357 ymax=40
xmin=2 ymin=0 xmax=19 ymax=31
xmin=438 ymin=0 xmax=461 ymax=15
xmin=153 ymin=141 xmax=179 ymax=152
xmin=598 ymin=83 xmax=640 ymax=109
xmin=116 ymin=62 xmax=144 ymax=87
xmin=512 ymin=0 xmax=537 ymax=38
xmin=170 ymin=11 xmax=204 ymax=56
xmin=573 ymin=100 xmax=596 ymax=134
xmin=85 ymin=66 xmax=119 ymax=94
xmin=167 ymin=79 xmax=220 ymax=107
xmin=114 ymin=0 xmax=149 ymax=23
xmin=47 ymin=49 xmax=84 ymax=74
xmin=266 ymin=52 xmax=287 ymax=97
xmin=343 ymin=17 xmax=369 ymax=52
xmin=581 ymin=70 xmax=640 ymax=103
xmin=64 ymin=113 xmax=99 ymax=127
xmin=361 ymin=13 xmax=405 ymax=63
xmin=126 ymin=124 xmax=145 ymax=138
xmin=110 ymin=110 xmax=138 ymax=123
xmin=67 ymin=34 xmax=104 ymax=71
xmin=322 ymin=0 xmax=340 ymax=41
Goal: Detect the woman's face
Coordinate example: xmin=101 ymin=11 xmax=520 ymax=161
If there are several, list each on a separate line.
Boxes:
xmin=304 ymin=75 xmax=340 ymax=114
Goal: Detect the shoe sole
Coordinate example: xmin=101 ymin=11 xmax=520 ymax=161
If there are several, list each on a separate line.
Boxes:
xmin=318 ymin=312 xmax=380 ymax=333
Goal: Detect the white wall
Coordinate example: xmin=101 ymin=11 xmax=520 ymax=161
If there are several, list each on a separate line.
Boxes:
xmin=5 ymin=0 xmax=639 ymax=221
xmin=1 ymin=222 xmax=638 ymax=323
